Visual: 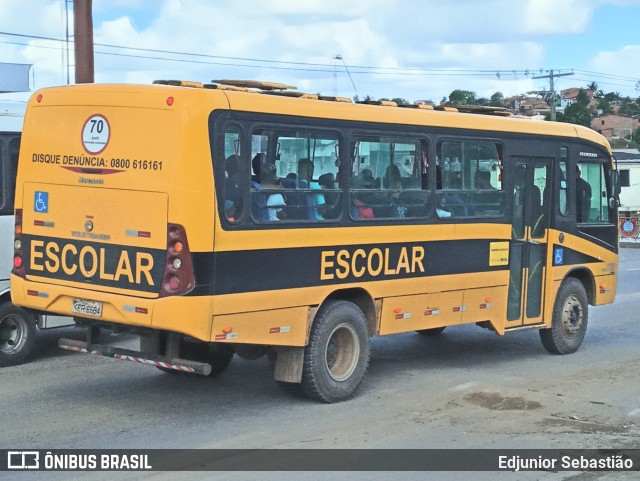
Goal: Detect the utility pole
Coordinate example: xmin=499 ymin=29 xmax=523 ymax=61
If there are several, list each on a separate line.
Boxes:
xmin=531 ymin=70 xmax=574 ymax=120
xmin=74 ymin=0 xmax=94 ymax=83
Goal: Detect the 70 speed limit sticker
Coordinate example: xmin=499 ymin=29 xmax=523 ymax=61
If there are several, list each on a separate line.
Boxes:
xmin=82 ymin=114 xmax=110 ymax=154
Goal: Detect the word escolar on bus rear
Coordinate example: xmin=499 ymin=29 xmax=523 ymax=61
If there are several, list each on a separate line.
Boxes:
xmin=26 ymin=236 xmax=164 ymax=292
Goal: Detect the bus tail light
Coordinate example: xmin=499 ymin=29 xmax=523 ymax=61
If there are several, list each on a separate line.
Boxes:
xmin=12 ymin=209 xmax=25 ymax=278
xmin=159 ymin=223 xmax=195 ymax=297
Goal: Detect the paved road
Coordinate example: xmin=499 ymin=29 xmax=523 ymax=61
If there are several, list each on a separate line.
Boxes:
xmin=2 ymin=249 xmax=640 ymax=480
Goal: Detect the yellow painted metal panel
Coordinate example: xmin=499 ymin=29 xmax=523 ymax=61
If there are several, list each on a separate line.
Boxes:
xmin=211 ymin=307 xmax=309 ymax=346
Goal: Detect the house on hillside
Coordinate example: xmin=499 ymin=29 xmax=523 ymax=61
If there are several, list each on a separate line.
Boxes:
xmin=592 ymin=115 xmax=639 ymax=140
xmin=502 ymin=95 xmax=551 ymax=116
xmin=560 ymin=87 xmax=598 ymax=111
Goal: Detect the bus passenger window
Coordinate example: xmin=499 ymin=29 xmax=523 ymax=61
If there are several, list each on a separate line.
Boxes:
xmin=576 ymin=162 xmax=609 ymax=224
xmin=350 ymin=138 xmax=428 ymax=220
xmin=436 ymin=140 xmax=504 ymax=219
xmin=249 ymin=128 xmax=341 ymax=223
xmin=559 ymin=160 xmax=568 ymax=216
xmin=223 ymin=127 xmax=242 ymax=222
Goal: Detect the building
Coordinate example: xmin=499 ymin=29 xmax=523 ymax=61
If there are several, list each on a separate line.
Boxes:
xmin=592 ymin=114 xmax=639 ymax=141
xmin=614 ymin=149 xmax=640 ymax=241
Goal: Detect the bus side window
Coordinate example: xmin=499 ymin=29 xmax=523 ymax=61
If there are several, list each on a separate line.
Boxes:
xmin=275 ymin=132 xmax=341 ymax=222
xmin=436 ymin=140 xmax=504 ymax=219
xmin=350 ymin=138 xmax=428 ymax=220
xmin=576 ymin=162 xmax=609 ymax=224
xmin=223 ymin=127 xmax=243 ymax=223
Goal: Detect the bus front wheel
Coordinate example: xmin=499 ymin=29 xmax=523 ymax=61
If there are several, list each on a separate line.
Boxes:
xmin=301 ymin=300 xmax=370 ymax=403
xmin=0 ymin=303 xmax=37 ymax=367
xmin=540 ymin=278 xmax=588 ymax=355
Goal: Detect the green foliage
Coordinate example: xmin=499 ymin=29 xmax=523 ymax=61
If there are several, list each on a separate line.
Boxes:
xmin=597 ymin=98 xmax=613 ymax=115
xmin=619 ymin=97 xmax=640 ymax=116
xmin=604 ymin=91 xmax=622 ymax=102
xmin=632 ymin=127 xmax=640 ymax=146
xmin=448 ymin=89 xmax=477 ymax=105
xmin=489 ymin=92 xmax=504 ymax=107
xmin=576 ymin=89 xmax=589 ymax=106
xmin=555 ymin=100 xmax=593 ymax=127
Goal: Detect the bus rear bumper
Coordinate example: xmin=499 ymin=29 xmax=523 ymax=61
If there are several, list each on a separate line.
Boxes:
xmin=58 ymin=338 xmax=212 ymax=376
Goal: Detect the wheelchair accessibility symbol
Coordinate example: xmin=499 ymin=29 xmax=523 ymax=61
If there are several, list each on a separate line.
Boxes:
xmin=554 ymin=247 xmax=564 ymax=266
xmin=34 ymin=191 xmax=48 ymax=213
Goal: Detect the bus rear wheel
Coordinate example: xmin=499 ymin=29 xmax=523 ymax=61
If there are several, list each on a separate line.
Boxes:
xmin=540 ymin=278 xmax=588 ymax=355
xmin=0 ymin=303 xmax=36 ymax=367
xmin=301 ymin=300 xmax=370 ymax=403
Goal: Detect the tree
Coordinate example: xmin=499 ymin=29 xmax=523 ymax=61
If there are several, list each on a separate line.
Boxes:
xmin=552 ymin=88 xmax=592 ymax=126
xmin=448 ymin=89 xmax=477 ymax=105
xmin=619 ymin=97 xmax=640 ymax=117
xmin=632 ymin=127 xmax=640 ymax=147
xmin=489 ymin=91 xmax=504 ymax=107
xmin=597 ymin=98 xmax=613 ymax=115
xmin=604 ymin=91 xmax=622 ymax=102
xmin=390 ymin=97 xmax=409 ymax=105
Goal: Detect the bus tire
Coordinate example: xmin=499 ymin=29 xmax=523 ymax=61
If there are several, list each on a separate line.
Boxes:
xmin=540 ymin=278 xmax=588 ymax=355
xmin=301 ymin=300 xmax=370 ymax=403
xmin=0 ymin=303 xmax=37 ymax=367
xmin=416 ymin=327 xmax=446 ymax=336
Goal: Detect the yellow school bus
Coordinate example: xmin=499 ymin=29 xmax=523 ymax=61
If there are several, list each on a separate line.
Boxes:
xmin=11 ymin=80 xmax=619 ymax=402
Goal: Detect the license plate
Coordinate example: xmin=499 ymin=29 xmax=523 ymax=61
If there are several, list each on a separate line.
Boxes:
xmin=72 ymin=298 xmax=103 ymax=317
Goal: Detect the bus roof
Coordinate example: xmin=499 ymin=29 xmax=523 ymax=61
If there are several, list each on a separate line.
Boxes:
xmin=29 ymin=81 xmax=611 ymax=151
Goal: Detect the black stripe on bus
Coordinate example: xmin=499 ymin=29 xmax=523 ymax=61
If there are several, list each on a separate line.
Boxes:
xmin=205 ymin=239 xmax=507 ymax=296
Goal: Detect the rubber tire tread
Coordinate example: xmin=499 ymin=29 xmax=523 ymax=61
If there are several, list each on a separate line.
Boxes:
xmin=0 ymin=303 xmax=37 ymax=367
xmin=301 ymin=300 xmax=370 ymax=403
xmin=539 ymin=278 xmax=588 ymax=355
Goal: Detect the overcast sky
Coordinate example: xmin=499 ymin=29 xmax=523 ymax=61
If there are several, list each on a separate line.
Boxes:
xmin=1 ymin=0 xmax=640 ymax=102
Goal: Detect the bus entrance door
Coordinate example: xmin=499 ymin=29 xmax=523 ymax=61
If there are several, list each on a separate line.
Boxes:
xmin=507 ymin=158 xmax=550 ymax=327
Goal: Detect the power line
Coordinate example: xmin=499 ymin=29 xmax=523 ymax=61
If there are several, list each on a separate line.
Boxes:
xmin=1 ymin=30 xmax=638 ymax=90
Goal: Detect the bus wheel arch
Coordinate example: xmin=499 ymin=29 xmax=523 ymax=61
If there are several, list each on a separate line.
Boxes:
xmin=540 ymin=277 xmax=589 ymax=355
xmin=563 ymin=268 xmax=596 ymax=305
xmin=322 ymin=288 xmax=378 ymax=336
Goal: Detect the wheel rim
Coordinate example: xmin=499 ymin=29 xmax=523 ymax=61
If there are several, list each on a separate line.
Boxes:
xmin=0 ymin=314 xmax=28 ymax=355
xmin=325 ymin=323 xmax=360 ymax=382
xmin=561 ymin=294 xmax=583 ymax=338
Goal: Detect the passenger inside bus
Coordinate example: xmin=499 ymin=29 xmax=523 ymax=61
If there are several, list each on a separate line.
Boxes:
xmin=576 ymin=165 xmax=592 ymax=223
xmin=379 ymin=164 xmax=407 ymax=218
xmin=436 ymin=165 xmax=466 ymax=218
xmin=475 ymin=170 xmax=494 ymax=190
xmin=259 ymin=163 xmax=286 ymax=221
xmin=298 ymin=158 xmax=326 ymax=220
xmin=224 ymin=155 xmax=243 ymax=221
xmin=350 ymin=169 xmax=375 ymax=219
xmin=318 ymin=172 xmax=341 ymax=219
